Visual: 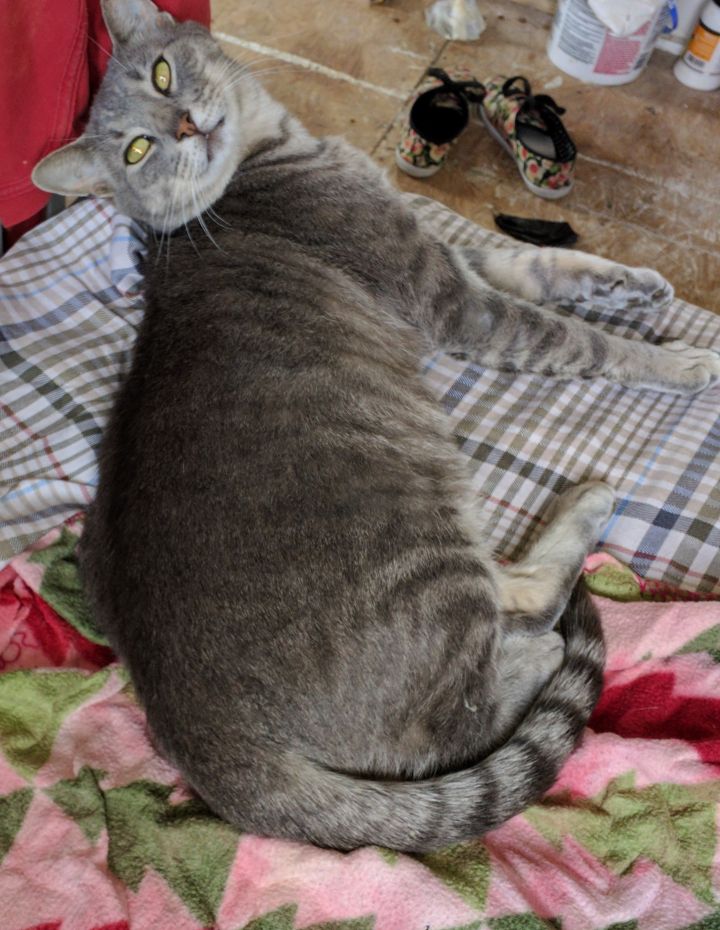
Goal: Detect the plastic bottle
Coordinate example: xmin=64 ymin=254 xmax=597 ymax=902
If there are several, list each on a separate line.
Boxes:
xmin=425 ymin=0 xmax=486 ymax=40
xmin=673 ymin=0 xmax=720 ymax=89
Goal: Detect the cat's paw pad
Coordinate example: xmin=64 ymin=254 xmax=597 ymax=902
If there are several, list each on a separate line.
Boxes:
xmin=659 ymin=340 xmax=720 ymax=394
xmin=587 ymin=267 xmax=674 ymax=312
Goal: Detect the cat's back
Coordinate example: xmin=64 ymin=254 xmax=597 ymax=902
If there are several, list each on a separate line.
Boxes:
xmin=80 ymin=171 xmax=493 ymax=767
xmin=207 ymin=133 xmax=442 ymax=307
xmin=82 ymin=163 xmax=477 ymax=677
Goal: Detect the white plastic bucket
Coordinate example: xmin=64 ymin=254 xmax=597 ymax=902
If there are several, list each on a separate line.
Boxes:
xmin=548 ymin=0 xmax=669 ymax=85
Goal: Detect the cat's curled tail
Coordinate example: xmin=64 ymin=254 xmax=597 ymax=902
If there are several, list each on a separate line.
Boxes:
xmin=264 ymin=582 xmax=604 ymax=851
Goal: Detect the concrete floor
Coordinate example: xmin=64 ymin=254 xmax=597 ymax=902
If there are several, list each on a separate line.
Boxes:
xmin=211 ymin=0 xmax=720 ymax=312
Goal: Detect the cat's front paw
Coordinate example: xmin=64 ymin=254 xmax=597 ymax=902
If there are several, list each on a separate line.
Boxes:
xmin=656 ymin=340 xmax=720 ymax=395
xmin=584 ymin=265 xmax=674 ymax=312
xmin=556 ymin=480 xmax=616 ymax=525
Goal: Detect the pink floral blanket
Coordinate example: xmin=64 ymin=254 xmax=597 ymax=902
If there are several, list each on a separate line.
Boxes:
xmin=1 ymin=520 xmax=719 ymax=930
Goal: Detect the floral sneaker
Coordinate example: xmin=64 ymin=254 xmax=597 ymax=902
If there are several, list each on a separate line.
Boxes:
xmin=396 ymin=68 xmax=485 ymax=178
xmin=480 ymin=76 xmax=577 ymax=199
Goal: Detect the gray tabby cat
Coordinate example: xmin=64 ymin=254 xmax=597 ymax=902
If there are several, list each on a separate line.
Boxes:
xmin=33 ymin=0 xmax=720 ymax=852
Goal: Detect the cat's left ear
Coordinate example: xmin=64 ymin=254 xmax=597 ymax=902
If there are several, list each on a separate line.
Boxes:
xmin=32 ymin=139 xmax=114 ymax=199
xmin=101 ymin=0 xmax=175 ymax=47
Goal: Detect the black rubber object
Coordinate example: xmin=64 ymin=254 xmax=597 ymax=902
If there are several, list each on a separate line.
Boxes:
xmin=494 ymin=214 xmax=579 ymax=247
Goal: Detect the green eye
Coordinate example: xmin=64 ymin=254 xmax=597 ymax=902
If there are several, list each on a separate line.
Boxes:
xmin=153 ymin=57 xmax=171 ymax=93
xmin=125 ymin=136 xmax=152 ymax=165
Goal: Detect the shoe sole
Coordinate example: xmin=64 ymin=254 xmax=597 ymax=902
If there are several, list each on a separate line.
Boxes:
xmin=479 ymin=106 xmax=573 ymax=201
xmin=394 ymin=148 xmax=443 ymax=178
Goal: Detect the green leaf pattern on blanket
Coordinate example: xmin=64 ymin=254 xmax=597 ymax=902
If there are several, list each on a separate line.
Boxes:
xmin=679 ymin=914 xmax=720 ymax=930
xmin=678 ymin=625 xmax=720 ymax=663
xmin=29 ymin=524 xmax=109 ymax=645
xmin=526 ymin=773 xmax=720 ymax=905
xmin=105 ymin=778 xmax=239 ymax=925
xmin=47 ymin=764 xmax=108 ymax=843
xmin=242 ymin=906 xmax=299 ymax=930
xmin=488 ymin=916 xmax=561 ymax=929
xmin=0 ymin=668 xmax=109 ymax=777
xmin=242 ymin=906 xmax=376 ymax=930
xmin=420 ymin=841 xmax=491 ymax=911
xmin=0 ymin=787 xmax=33 ymax=865
xmin=43 ymin=764 xmax=240 ymax=925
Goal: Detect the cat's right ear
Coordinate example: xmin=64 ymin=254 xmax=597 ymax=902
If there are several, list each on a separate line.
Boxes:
xmin=32 ymin=140 xmax=114 ymax=199
xmin=101 ymin=0 xmax=175 ymax=47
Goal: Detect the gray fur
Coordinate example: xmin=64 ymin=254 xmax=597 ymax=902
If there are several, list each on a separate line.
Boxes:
xmin=31 ymin=0 xmax=718 ymax=851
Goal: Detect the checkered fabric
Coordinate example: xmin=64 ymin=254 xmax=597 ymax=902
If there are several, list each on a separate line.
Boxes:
xmin=2 ymin=195 xmax=720 ymax=592
xmin=0 ymin=199 xmax=144 ymax=559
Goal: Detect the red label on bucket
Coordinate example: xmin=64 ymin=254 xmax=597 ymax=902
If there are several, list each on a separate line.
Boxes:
xmin=595 ymin=31 xmax=644 ymax=74
xmin=548 ymin=0 xmax=665 ymax=85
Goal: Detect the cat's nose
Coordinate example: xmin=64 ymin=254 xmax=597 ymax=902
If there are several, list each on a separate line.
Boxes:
xmin=176 ymin=112 xmax=199 ymax=141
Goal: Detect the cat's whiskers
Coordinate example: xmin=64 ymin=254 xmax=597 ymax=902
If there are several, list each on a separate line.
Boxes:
xmin=212 ymin=56 xmax=241 ymax=92
xmin=227 ymin=70 xmax=298 ymax=86
xmin=165 ymin=188 xmax=178 ymax=274
xmin=231 ymin=55 xmax=285 ymax=75
xmin=155 ymin=220 xmax=167 ymax=267
xmin=156 ymin=176 xmax=181 ymax=269
xmin=190 ymin=175 xmax=225 ymax=253
xmin=52 ymin=132 xmax=104 ymax=144
xmin=227 ymin=29 xmax=322 ymax=77
xmin=156 ymin=193 xmax=172 ymax=265
xmin=175 ymin=158 xmax=202 ymax=255
xmin=183 ymin=217 xmax=200 ymax=256
xmin=205 ymin=204 xmax=231 ymax=230
xmin=216 ymin=23 xmax=311 ymax=47
xmin=88 ymin=34 xmax=130 ymax=73
xmin=222 ymin=63 xmax=303 ymax=91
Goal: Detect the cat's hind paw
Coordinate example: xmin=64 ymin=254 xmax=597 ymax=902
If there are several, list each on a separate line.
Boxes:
xmin=583 ymin=266 xmax=674 ymax=313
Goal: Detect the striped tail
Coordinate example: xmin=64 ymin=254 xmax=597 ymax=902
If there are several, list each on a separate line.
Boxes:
xmin=276 ymin=581 xmax=605 ymax=851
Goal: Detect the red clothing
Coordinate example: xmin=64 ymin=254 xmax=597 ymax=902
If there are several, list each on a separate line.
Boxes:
xmin=0 ymin=0 xmax=211 ymax=231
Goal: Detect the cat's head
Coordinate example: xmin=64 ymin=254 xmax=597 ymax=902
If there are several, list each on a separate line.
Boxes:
xmin=32 ymin=0 xmax=264 ymax=230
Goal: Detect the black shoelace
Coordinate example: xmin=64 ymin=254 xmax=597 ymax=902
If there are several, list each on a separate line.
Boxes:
xmin=427 ymin=67 xmax=486 ymax=104
xmin=501 ymin=76 xmax=577 ymax=162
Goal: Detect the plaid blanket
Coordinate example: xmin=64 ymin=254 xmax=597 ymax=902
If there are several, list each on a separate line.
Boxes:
xmin=1 ymin=523 xmax=719 ymax=930
xmin=0 ymin=200 xmax=144 ymax=559
xmin=2 ymin=196 xmax=720 ymax=592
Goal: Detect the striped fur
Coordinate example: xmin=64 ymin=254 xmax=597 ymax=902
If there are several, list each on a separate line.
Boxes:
xmin=33 ymin=0 xmax=718 ymax=850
